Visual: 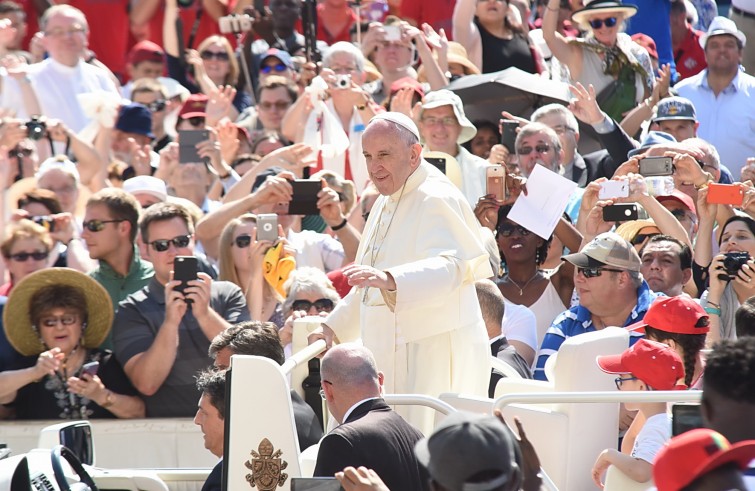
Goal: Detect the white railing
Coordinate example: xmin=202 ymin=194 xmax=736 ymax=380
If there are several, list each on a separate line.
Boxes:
xmin=383 ymin=394 xmax=457 ymax=415
xmin=281 ymin=339 xmax=327 ymax=375
xmin=493 ymin=390 xmax=702 ymax=410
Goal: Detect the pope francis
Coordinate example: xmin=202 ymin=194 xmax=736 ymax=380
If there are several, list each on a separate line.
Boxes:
xmin=310 ymin=112 xmax=492 ymax=433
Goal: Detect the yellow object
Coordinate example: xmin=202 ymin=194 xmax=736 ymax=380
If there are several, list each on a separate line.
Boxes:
xmin=263 ymin=242 xmax=296 ymax=297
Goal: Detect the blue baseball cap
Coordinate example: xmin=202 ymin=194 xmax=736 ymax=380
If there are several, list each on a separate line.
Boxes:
xmin=260 ymin=48 xmax=294 ymax=70
xmin=115 ymin=103 xmax=154 ymax=139
xmin=628 ymin=131 xmax=676 ymax=157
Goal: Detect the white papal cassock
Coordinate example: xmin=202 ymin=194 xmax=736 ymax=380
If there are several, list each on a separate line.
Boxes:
xmin=325 ymin=160 xmax=492 ymax=434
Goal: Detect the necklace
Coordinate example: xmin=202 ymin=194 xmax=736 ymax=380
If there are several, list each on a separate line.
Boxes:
xmin=507 ymin=271 xmax=540 ymax=296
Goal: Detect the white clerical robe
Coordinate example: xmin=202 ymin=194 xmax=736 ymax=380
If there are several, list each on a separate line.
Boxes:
xmin=326 ymin=161 xmax=492 ymax=434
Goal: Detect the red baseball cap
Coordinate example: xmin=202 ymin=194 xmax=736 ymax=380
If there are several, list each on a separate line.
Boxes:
xmin=657 ymin=189 xmax=697 ymax=215
xmin=178 ymin=94 xmax=208 ymax=119
xmin=628 ymin=296 xmax=710 ymax=335
xmin=389 ymin=76 xmax=425 ymax=99
xmin=128 ymin=40 xmax=165 ymax=66
xmin=596 ymin=338 xmax=686 ymax=390
xmin=631 ymin=33 xmax=658 ymax=60
xmin=653 ymin=428 xmax=755 ymax=491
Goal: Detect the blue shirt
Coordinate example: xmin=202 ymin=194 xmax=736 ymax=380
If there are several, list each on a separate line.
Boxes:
xmin=624 ymin=0 xmax=677 ymax=81
xmin=533 ymin=281 xmax=658 ymax=381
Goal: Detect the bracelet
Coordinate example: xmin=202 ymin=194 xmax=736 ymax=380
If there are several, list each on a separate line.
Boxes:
xmin=330 ymin=218 xmax=348 ymax=231
xmin=694 ymin=172 xmax=715 ymax=190
xmin=704 ymin=306 xmax=721 ymax=316
xmin=101 ymin=390 xmax=114 ymax=408
xmin=707 ymin=300 xmax=721 ymax=308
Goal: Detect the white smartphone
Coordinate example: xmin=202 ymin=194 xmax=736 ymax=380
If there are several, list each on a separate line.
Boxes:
xmin=384 ymin=25 xmax=401 ymax=42
xmin=599 ymin=180 xmax=630 ymax=200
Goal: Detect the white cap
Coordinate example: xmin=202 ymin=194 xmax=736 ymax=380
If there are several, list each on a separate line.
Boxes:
xmin=369 ymin=112 xmax=421 ymax=141
xmin=123 ymin=175 xmax=168 ymax=201
xmin=700 ymin=16 xmax=746 ymax=49
xmin=36 ymin=156 xmax=80 ymax=184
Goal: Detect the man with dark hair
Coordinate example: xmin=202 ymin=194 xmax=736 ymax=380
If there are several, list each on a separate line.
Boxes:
xmin=0 ymin=0 xmax=27 ymax=52
xmin=113 ymin=202 xmax=249 ymax=417
xmin=208 ymin=321 xmax=322 ymax=449
xmin=194 ymin=369 xmax=226 ymax=491
xmin=639 ymin=235 xmax=692 ymax=297
xmin=314 ymin=344 xmax=428 ymax=491
xmin=734 ymin=297 xmax=755 ymax=337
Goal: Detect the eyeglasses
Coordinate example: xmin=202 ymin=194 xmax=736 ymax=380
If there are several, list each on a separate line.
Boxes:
xmin=39 ymin=314 xmax=79 ymax=328
xmin=614 ymin=376 xmax=639 ymax=390
xmin=201 ymin=51 xmax=230 ymax=61
xmin=182 ymin=116 xmax=205 ymax=127
xmin=44 ymin=26 xmax=87 ymax=38
xmin=552 ymin=124 xmax=575 ymax=135
xmin=589 ymin=17 xmax=618 ymax=29
xmin=421 ymin=116 xmax=458 ymax=127
xmin=82 ymin=219 xmax=126 ymax=232
xmin=149 ymin=234 xmax=192 ymax=252
xmin=517 ymin=144 xmax=551 ymax=155
xmin=291 ymin=298 xmax=335 ymax=313
xmin=11 ymin=147 xmax=33 ymax=157
xmin=319 ymin=379 xmax=333 ymax=399
xmin=577 ymin=266 xmax=625 ymax=278
xmin=631 ymin=232 xmax=659 ymax=246
xmin=497 ymin=223 xmax=531 ymax=237
xmin=258 ymin=100 xmax=291 ymax=111
xmin=330 ymin=66 xmax=357 ymax=75
xmin=9 ymin=250 xmax=49 ymax=262
xmin=261 ymin=63 xmax=288 ymax=74
xmin=147 ymin=100 xmax=167 ymax=112
xmin=234 ymin=234 xmax=252 ymax=248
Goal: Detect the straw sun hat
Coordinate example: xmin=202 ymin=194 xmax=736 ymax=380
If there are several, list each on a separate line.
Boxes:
xmin=3 ymin=268 xmax=114 ymax=356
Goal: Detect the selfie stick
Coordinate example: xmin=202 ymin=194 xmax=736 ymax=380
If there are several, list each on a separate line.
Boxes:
xmin=235 ymin=31 xmax=256 ymax=105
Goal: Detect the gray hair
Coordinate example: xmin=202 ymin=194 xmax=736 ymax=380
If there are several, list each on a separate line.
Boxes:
xmin=531 ymin=104 xmax=579 ymax=134
xmin=41 ymin=4 xmax=88 ymax=32
xmin=515 ymin=122 xmax=562 ymax=155
xmin=281 ymin=267 xmax=341 ymax=314
xmin=682 ymin=138 xmax=720 ymax=170
xmin=323 ymin=41 xmax=365 ymax=74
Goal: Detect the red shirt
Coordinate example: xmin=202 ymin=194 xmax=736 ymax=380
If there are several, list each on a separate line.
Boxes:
xmin=399 ymin=0 xmax=456 ymax=40
xmin=316 ymin=3 xmax=357 ymax=45
xmin=675 ymin=26 xmax=707 ymax=81
xmin=65 ymin=0 xmax=131 ymax=79
xmin=145 ymin=4 xmax=226 ymax=53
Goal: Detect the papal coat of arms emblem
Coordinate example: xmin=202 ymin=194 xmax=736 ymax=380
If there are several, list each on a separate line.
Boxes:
xmin=245 ymin=438 xmax=289 ymax=490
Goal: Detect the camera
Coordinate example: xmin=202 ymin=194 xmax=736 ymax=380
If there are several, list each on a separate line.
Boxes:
xmin=219 ymin=14 xmax=252 ymax=34
xmin=26 ymin=116 xmax=46 ymax=141
xmin=333 ymin=74 xmax=351 ymax=90
xmin=718 ymin=251 xmax=751 ymax=281
xmin=32 ymin=215 xmax=55 ymax=232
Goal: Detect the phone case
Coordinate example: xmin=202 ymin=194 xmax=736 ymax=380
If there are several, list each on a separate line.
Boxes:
xmin=426 ymin=157 xmax=447 ymax=174
xmin=486 ymin=166 xmax=507 ymax=201
xmin=288 ymin=180 xmax=321 ymax=215
xmin=603 ymin=204 xmax=639 ymax=222
xmin=178 ymin=130 xmax=210 ymax=164
xmin=501 ymin=120 xmax=518 ymax=154
xmin=706 ymin=183 xmax=744 ymax=206
xmin=257 ymin=214 xmax=278 ymax=242
xmin=173 ymin=256 xmax=198 ymax=295
xmin=598 ymin=180 xmax=629 ymax=199
xmin=639 ymin=157 xmax=674 ymax=177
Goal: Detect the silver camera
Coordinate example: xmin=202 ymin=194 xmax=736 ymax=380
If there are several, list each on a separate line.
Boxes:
xmin=219 ymin=14 xmax=253 ymax=34
xmin=334 ymin=74 xmax=351 ymax=89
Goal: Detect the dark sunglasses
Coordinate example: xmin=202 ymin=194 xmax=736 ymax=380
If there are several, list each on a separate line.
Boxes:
xmin=670 ymin=209 xmax=690 ymax=221
xmin=147 ymin=99 xmax=167 ymax=112
xmin=631 ymin=232 xmax=659 ymax=246
xmin=9 ymin=250 xmax=49 ymax=262
xmin=589 ymin=17 xmax=618 ymax=29
xmin=261 ymin=63 xmax=287 ymax=74
xmin=517 ymin=144 xmax=551 ymax=155
xmin=497 ymin=223 xmax=531 ymax=237
xmin=150 ymin=234 xmax=192 ymax=252
xmin=201 ymin=51 xmax=230 ymax=61
xmin=292 ymin=298 xmax=335 ymax=313
xmin=231 ymin=157 xmax=255 ymax=170
xmin=234 ymin=234 xmax=252 ymax=248
xmin=11 ymin=147 xmax=33 ymax=157
xmin=258 ymin=100 xmax=291 ymax=111
xmin=83 ymin=219 xmax=126 ymax=232
xmin=577 ymin=266 xmax=624 ymax=278
xmin=182 ymin=116 xmax=205 ymax=127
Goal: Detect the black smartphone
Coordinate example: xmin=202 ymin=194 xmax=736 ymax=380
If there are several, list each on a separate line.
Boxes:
xmin=287 ymin=180 xmax=321 ymax=215
xmin=173 ymin=256 xmax=198 ymax=301
xmin=254 ymin=0 xmax=266 ymax=16
xmin=256 ymin=213 xmax=278 ymax=242
xmin=290 ymin=478 xmax=343 ymax=491
xmin=501 ymin=120 xmax=519 ymax=154
xmin=672 ymin=403 xmax=704 ymax=436
xmin=178 ymin=130 xmax=210 ymax=164
xmin=426 ymin=157 xmax=446 ymax=174
xmin=639 ymin=156 xmax=674 ymax=177
xmin=81 ymin=361 xmax=99 ymax=377
xmin=603 ymin=203 xmax=640 ymax=222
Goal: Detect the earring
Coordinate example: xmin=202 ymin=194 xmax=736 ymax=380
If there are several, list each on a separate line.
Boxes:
xmin=535 ymin=248 xmax=541 ymax=264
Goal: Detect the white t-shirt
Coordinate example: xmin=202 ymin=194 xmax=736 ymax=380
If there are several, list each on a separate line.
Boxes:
xmin=502 ymin=301 xmax=538 ymax=353
xmin=632 ymin=412 xmax=671 ymax=464
xmin=287 ymin=229 xmax=345 ymax=273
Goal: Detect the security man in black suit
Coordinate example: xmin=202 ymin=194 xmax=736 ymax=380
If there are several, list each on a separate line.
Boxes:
xmin=194 ymin=370 xmax=226 ymax=491
xmin=314 ymin=344 xmax=429 ymax=491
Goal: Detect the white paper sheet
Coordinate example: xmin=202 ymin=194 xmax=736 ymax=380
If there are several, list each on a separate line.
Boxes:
xmin=508 ymin=165 xmax=578 ymax=240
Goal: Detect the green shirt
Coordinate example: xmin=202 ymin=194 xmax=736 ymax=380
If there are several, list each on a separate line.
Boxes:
xmin=90 ymin=247 xmax=154 ymax=350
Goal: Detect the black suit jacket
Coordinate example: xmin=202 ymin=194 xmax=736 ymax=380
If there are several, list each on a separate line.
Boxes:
xmin=201 ymin=460 xmax=222 ymax=491
xmin=577 ymin=119 xmax=639 ymax=185
xmin=313 ymin=398 xmax=428 ymax=491
xmin=292 ymin=389 xmax=323 ymax=450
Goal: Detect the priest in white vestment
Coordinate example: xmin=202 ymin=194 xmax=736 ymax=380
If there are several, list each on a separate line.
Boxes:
xmin=311 ymin=112 xmax=492 ymax=434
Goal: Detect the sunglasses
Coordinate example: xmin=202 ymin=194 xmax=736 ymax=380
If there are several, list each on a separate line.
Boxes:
xmin=577 ymin=266 xmax=625 ymax=278
xmin=589 ymin=17 xmax=618 ymax=29
xmin=9 ymin=250 xmax=49 ymax=262
xmin=201 ymin=51 xmax=230 ymax=61
xmin=258 ymin=100 xmax=291 ymax=111
xmin=147 ymin=99 xmax=167 ymax=112
xmin=182 ymin=116 xmax=205 ymax=127
xmin=234 ymin=234 xmax=252 ymax=248
xmin=39 ymin=314 xmax=79 ymax=327
xmin=631 ymin=232 xmax=659 ymax=246
xmin=83 ymin=219 xmax=126 ymax=232
xmin=11 ymin=147 xmax=33 ymax=157
xmin=517 ymin=144 xmax=551 ymax=155
xmin=670 ymin=209 xmax=691 ymax=221
xmin=497 ymin=223 xmax=531 ymax=237
xmin=150 ymin=234 xmax=192 ymax=252
xmin=291 ymin=298 xmax=335 ymax=313
xmin=261 ymin=63 xmax=288 ymax=74
xmin=614 ymin=376 xmax=638 ymax=390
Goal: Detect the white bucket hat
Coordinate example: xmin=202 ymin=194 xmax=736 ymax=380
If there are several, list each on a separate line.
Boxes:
xmin=419 ymin=90 xmax=478 ymax=144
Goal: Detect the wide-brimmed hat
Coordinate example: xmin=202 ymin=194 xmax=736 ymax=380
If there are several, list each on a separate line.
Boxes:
xmin=572 ymin=0 xmax=638 ymax=28
xmin=4 ymin=268 xmax=114 ymax=356
xmin=700 ymin=16 xmax=746 ymax=49
xmin=446 ymin=42 xmax=481 ymax=76
xmin=419 ymin=90 xmax=478 ymax=144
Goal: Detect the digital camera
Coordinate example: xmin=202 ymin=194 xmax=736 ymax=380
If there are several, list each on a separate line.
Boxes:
xmin=718 ymin=251 xmax=751 ymax=281
xmin=333 ymin=74 xmax=351 ymax=89
xmin=26 ymin=116 xmax=46 ymax=141
xmin=219 ymin=14 xmax=253 ymax=34
xmin=32 ymin=215 xmax=55 ymax=232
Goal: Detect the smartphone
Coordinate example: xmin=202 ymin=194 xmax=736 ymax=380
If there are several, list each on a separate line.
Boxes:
xmin=639 ymin=156 xmax=674 ymax=177
xmin=254 ymin=0 xmax=266 ymax=16
xmin=291 ymin=478 xmax=343 ymax=491
xmin=173 ymin=256 xmax=198 ymax=301
xmin=81 ymin=361 xmax=99 ymax=377
xmin=178 ymin=130 xmax=210 ymax=164
xmin=706 ymin=183 xmax=744 ymax=206
xmin=598 ymin=180 xmax=630 ymax=199
xmin=287 ymin=180 xmax=321 ymax=216
xmin=383 ymin=25 xmax=401 ymax=42
xmin=256 ymin=213 xmax=278 ymax=242
xmin=603 ymin=203 xmax=640 ymax=222
xmin=426 ymin=157 xmax=447 ymax=174
xmin=672 ymin=403 xmax=704 ymax=436
xmin=500 ymin=120 xmax=519 ymax=154
xmin=486 ymin=165 xmax=507 ymax=202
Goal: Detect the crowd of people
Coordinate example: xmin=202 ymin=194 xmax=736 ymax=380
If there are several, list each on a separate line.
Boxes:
xmin=0 ymin=0 xmax=755 ymax=488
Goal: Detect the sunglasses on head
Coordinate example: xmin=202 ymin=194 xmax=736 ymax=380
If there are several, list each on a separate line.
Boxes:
xmin=234 ymin=234 xmax=252 ymax=248
xmin=291 ymin=298 xmax=335 ymax=313
xmin=517 ymin=144 xmax=551 ymax=155
xmin=9 ymin=250 xmax=48 ymax=262
xmin=261 ymin=63 xmax=288 ymax=74
xmin=497 ymin=223 xmax=531 ymax=237
xmin=201 ymin=51 xmax=230 ymax=61
xmin=631 ymin=232 xmax=659 ymax=246
xmin=83 ymin=219 xmax=126 ymax=232
xmin=589 ymin=17 xmax=618 ymax=29
xmin=577 ymin=266 xmax=624 ymax=278
xmin=147 ymin=99 xmax=167 ymax=112
xmin=150 ymin=234 xmax=192 ymax=252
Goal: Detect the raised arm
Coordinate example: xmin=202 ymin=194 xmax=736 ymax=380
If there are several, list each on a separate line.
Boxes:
xmin=452 ymin=0 xmax=483 ymax=71
xmin=542 ymin=0 xmax=583 ymax=77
